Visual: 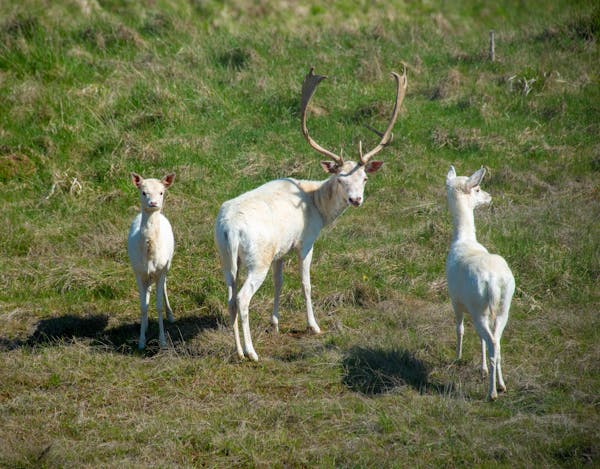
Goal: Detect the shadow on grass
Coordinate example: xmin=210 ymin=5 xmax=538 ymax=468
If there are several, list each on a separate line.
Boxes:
xmin=342 ymin=346 xmax=454 ymax=396
xmin=0 ymin=313 xmax=221 ymax=356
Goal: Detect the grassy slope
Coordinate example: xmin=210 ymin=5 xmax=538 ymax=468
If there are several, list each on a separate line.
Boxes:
xmin=0 ymin=0 xmax=598 ymax=466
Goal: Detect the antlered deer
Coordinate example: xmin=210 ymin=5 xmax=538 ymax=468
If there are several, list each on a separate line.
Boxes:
xmin=215 ymin=67 xmax=407 ymax=361
xmin=445 ymin=165 xmax=515 ymax=400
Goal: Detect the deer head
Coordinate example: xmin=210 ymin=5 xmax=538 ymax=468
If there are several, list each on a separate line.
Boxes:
xmin=131 ymin=172 xmax=175 ymax=213
xmin=446 ymin=166 xmax=491 ymax=211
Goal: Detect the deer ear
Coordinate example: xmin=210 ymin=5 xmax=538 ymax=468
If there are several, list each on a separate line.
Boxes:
xmin=466 ymin=167 xmax=486 ymax=189
xmin=320 ymin=161 xmax=341 ymax=174
xmin=131 ymin=172 xmax=143 ymax=188
xmin=365 ymin=160 xmax=384 ymax=173
xmin=446 ymin=165 xmax=456 ymax=184
xmin=162 ymin=173 xmax=175 ymax=188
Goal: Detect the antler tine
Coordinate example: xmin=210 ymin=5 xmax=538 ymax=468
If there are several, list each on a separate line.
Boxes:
xmin=359 ymin=66 xmax=408 ymax=165
xmin=301 ymin=67 xmax=344 ymax=166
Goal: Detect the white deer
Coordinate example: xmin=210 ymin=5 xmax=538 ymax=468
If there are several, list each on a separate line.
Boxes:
xmin=215 ymin=67 xmax=407 ymax=361
xmin=445 ymin=165 xmax=515 ymax=400
xmin=128 ymin=172 xmax=176 ymax=350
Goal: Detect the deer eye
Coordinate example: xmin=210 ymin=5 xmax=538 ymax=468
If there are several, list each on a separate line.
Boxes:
xmin=160 ymin=192 xmax=163 ymax=195
xmin=142 ymin=191 xmax=146 ymax=196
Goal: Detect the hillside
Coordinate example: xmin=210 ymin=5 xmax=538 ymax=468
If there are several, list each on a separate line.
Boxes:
xmin=1 ymin=0 xmax=598 ymax=466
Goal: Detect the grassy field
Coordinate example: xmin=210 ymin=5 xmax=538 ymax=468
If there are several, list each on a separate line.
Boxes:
xmin=1 ymin=0 xmax=598 ymax=466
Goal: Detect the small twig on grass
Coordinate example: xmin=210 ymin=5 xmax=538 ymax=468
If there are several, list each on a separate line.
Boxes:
xmin=397 ymin=202 xmax=437 ymax=213
xmin=36 ymin=444 xmax=52 ymax=462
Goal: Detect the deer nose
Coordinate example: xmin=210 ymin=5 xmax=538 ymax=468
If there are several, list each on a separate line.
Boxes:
xmin=349 ymin=196 xmax=362 ymax=207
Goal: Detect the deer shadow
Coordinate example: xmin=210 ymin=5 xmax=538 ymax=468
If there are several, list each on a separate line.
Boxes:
xmin=341 ymin=346 xmax=454 ymax=396
xmin=0 ymin=314 xmax=109 ymax=351
xmin=98 ymin=313 xmax=222 ymax=356
xmin=0 ymin=312 xmax=221 ymax=357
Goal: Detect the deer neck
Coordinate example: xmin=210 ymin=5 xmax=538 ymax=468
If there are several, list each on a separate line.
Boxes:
xmin=313 ymin=177 xmax=349 ymax=226
xmin=140 ymin=210 xmax=162 ymax=254
xmin=141 ymin=208 xmax=161 ymax=225
xmin=451 ymin=202 xmax=477 ymax=243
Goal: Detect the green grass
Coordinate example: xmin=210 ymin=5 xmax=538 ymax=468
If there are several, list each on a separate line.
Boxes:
xmin=1 ymin=0 xmax=599 ymax=466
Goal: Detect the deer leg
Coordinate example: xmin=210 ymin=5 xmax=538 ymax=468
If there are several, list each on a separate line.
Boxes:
xmin=452 ymin=301 xmax=464 ymax=360
xmin=473 ymin=317 xmax=498 ymax=400
xmin=271 ymin=259 xmax=284 ymax=333
xmin=156 ymin=273 xmax=168 ymax=349
xmin=163 ymin=277 xmax=174 ymax=323
xmin=136 ymin=275 xmax=150 ymax=350
xmin=237 ymin=267 xmax=269 ymax=361
xmin=299 ymin=248 xmax=320 ymax=334
xmin=494 ymin=307 xmax=510 ymax=393
xmin=224 ymin=271 xmax=244 ymax=360
xmin=495 ymin=338 xmax=505 ymax=393
xmin=220 ymin=249 xmax=244 ymax=360
xmin=480 ymin=338 xmax=489 ymax=377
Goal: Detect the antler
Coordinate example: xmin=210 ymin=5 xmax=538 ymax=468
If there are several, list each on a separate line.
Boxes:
xmin=301 ymin=67 xmax=344 ymax=166
xmin=359 ymin=65 xmax=408 ymax=166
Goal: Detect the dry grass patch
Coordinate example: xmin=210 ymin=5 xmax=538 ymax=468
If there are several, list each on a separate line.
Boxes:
xmin=431 ymin=68 xmax=462 ymax=101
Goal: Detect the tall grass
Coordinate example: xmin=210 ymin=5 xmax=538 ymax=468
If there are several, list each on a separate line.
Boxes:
xmin=1 ymin=0 xmax=598 ymax=466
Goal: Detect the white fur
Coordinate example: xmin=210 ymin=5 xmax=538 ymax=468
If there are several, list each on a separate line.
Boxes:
xmin=128 ymin=172 xmax=175 ymax=349
xmin=445 ymin=165 xmax=515 ymax=400
xmin=215 ymin=160 xmax=383 ymax=361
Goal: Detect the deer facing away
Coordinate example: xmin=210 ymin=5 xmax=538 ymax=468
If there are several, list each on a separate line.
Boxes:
xmin=445 ymin=165 xmax=515 ymax=400
xmin=215 ymin=67 xmax=407 ymax=361
xmin=128 ymin=172 xmax=176 ymax=350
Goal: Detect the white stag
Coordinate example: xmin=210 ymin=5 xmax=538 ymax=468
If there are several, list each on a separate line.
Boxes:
xmin=215 ymin=67 xmax=407 ymax=361
xmin=445 ymin=165 xmax=515 ymax=400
